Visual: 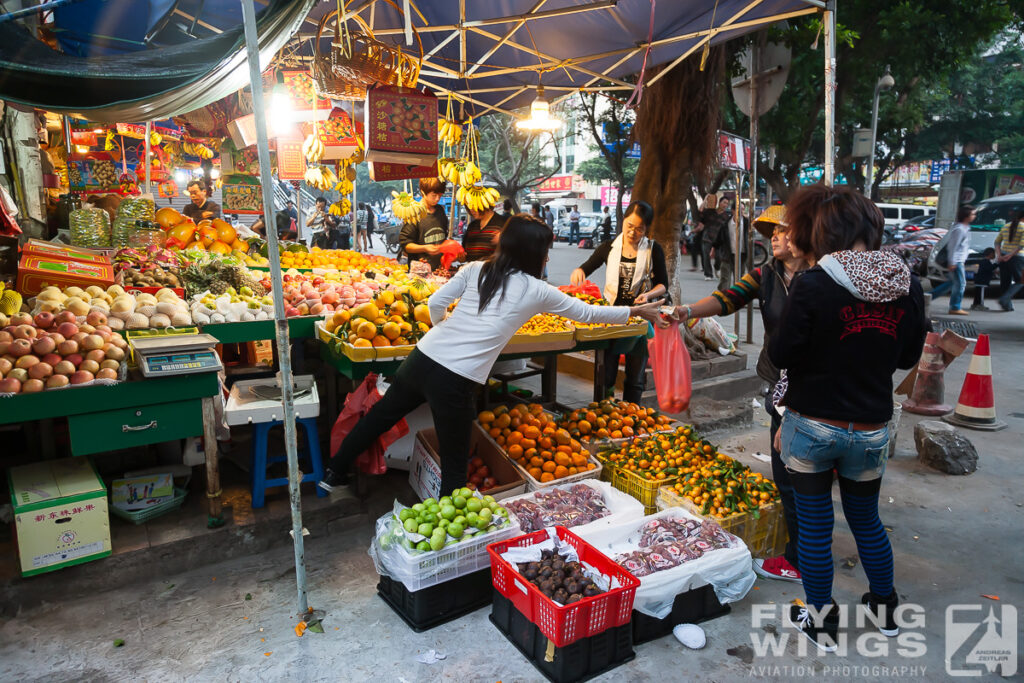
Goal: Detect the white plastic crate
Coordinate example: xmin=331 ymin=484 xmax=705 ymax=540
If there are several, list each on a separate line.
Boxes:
xmin=369 ymin=511 xmax=522 ymax=593
xmin=225 ymin=375 xmax=320 ymax=425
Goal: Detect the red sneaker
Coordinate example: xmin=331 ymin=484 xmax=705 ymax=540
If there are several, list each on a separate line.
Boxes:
xmin=753 ymin=556 xmax=802 ymax=583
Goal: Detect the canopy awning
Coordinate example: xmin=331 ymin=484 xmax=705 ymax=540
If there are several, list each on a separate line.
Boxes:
xmin=303 ymin=0 xmax=821 ymax=115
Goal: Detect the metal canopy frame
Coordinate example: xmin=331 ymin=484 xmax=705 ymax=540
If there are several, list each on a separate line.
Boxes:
xmin=324 ymin=0 xmax=822 ymax=116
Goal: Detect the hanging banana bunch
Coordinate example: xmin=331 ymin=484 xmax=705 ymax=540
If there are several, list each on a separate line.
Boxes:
xmin=304 ymin=164 xmax=337 ymax=192
xmin=391 ymin=190 xmax=425 ymax=224
xmin=302 ymin=126 xmax=325 ymax=163
xmin=104 ymin=130 xmax=117 ymax=152
xmin=148 ymin=130 xmax=163 ymax=147
xmin=329 ymin=199 xmax=352 ymax=216
xmin=183 ymin=141 xmax=214 ymax=159
xmin=439 ymin=118 xmax=462 ymax=147
xmin=334 ymin=178 xmax=354 ymax=195
xmin=452 ymin=118 xmax=498 ymax=211
xmin=455 ymin=185 xmax=500 ymax=213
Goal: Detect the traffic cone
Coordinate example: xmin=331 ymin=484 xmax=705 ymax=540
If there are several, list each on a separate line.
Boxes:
xmin=943 ymin=334 xmax=1007 ymax=431
xmin=902 ymin=332 xmax=954 ymax=416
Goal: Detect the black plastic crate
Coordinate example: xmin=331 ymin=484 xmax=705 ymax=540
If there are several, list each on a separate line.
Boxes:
xmin=631 ymin=583 xmax=731 ymax=644
xmin=490 ymin=591 xmax=635 ymax=683
xmin=376 ymin=567 xmax=493 ymax=632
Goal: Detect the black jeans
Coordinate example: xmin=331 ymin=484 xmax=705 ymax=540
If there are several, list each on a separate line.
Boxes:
xmin=327 ymin=348 xmax=480 ymax=494
xmin=701 ymin=240 xmax=716 ymax=278
xmin=769 ymin=401 xmax=800 ymax=568
xmin=604 ymin=341 xmax=648 ymax=404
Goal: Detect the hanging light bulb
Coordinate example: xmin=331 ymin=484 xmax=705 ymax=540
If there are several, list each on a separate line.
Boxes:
xmin=516 ymin=85 xmax=562 ymax=132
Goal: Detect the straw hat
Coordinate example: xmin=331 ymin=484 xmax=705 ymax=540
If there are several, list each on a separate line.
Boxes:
xmin=752 ymin=204 xmax=787 ymax=238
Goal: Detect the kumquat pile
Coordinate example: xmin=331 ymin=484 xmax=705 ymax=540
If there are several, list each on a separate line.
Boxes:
xmin=478 ymin=404 xmax=597 ymax=483
xmin=557 ymin=398 xmax=674 ymax=443
xmin=671 ymin=456 xmax=780 ymax=519
xmin=515 ymin=313 xmax=573 ymax=335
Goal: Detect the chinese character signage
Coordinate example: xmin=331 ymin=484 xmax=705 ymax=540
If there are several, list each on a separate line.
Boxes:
xmin=369 ymin=162 xmax=437 ymax=181
xmin=276 ymin=138 xmax=306 ymax=181
xmin=222 ymin=174 xmax=263 ymax=215
xmin=537 ymin=175 xmax=574 ymax=193
xmin=600 ymin=186 xmax=632 ymax=207
xmin=364 ymin=85 xmax=438 ymax=166
xmin=280 ymin=69 xmax=331 ymax=121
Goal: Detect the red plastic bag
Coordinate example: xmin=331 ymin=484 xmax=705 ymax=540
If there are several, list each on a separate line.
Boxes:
xmin=647 ymin=321 xmax=692 ymax=413
xmin=558 ymin=280 xmax=602 ymax=300
xmin=438 ymin=239 xmax=465 ymax=270
xmin=329 ymin=374 xmax=409 ymax=475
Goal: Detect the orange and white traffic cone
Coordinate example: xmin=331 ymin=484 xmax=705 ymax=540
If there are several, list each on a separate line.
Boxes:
xmin=943 ymin=334 xmax=1007 ymax=431
xmin=902 ymin=332 xmax=954 ymax=416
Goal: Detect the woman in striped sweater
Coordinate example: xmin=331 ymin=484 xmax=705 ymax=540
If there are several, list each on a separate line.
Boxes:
xmin=671 ymin=205 xmax=809 ymax=584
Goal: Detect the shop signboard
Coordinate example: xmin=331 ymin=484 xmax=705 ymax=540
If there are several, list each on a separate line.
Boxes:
xmin=719 ymin=131 xmax=751 ymax=172
xmin=537 ymin=174 xmax=574 ymax=193
xmin=276 ymin=138 xmax=306 ymax=181
xmin=600 ymin=186 xmax=632 ymax=207
xmin=221 ymin=174 xmax=263 ymax=215
xmin=369 ymin=162 xmax=437 ymax=181
xmin=364 ymin=85 xmax=438 ymax=166
xmin=67 ymin=152 xmax=120 ymax=194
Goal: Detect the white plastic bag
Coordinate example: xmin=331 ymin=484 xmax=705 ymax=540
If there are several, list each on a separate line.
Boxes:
xmin=686 ymin=317 xmax=735 ymax=355
xmin=578 ymin=508 xmax=755 ymax=619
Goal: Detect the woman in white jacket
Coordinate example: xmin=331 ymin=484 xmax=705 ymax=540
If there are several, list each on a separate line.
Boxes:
xmin=319 ymin=215 xmax=665 ymax=497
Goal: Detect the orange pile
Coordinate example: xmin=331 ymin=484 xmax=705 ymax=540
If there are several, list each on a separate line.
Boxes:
xmin=280 ymin=248 xmax=399 ymax=271
xmin=516 ymin=313 xmax=572 ymax=335
xmin=559 ymin=398 xmax=674 ymax=443
xmin=478 ymin=404 xmax=596 ymax=483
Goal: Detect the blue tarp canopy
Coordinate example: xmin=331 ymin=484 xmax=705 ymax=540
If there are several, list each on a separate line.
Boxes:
xmin=304 ymin=0 xmax=821 ymax=114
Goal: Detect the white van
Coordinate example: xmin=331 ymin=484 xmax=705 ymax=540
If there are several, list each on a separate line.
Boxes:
xmin=876 ymin=203 xmax=934 ymax=228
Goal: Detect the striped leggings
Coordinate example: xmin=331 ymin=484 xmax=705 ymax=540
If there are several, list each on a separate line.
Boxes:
xmin=790 ymin=472 xmax=893 ymax=609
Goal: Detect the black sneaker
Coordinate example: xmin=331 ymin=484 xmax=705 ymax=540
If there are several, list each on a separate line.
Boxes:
xmin=788 ymin=602 xmax=840 ymax=652
xmin=862 ymin=591 xmax=900 ymax=637
xmin=317 ymin=468 xmax=347 ymax=493
xmin=970 ymin=304 xmax=990 ymax=311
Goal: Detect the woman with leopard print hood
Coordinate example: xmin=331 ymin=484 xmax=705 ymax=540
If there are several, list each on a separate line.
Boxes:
xmin=767 ymin=185 xmax=928 ymax=652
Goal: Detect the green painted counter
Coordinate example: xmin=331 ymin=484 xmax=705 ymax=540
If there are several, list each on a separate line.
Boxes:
xmin=201 ymin=316 xmax=320 ymax=344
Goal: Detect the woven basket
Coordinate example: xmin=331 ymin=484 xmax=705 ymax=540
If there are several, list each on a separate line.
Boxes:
xmin=312 ymin=0 xmax=423 ymax=100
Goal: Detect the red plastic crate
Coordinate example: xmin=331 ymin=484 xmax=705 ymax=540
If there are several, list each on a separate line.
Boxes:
xmin=487 ymin=526 xmax=640 ymax=647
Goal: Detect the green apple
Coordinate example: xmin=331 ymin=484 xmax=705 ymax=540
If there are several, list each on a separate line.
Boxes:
xmin=417 ymin=522 xmax=434 ymax=537
xmin=458 ymin=488 xmax=474 ymax=499
xmin=399 ymin=509 xmax=415 ymax=522
xmin=404 ymin=518 xmax=418 ymax=533
xmin=415 ymin=540 xmax=431 ymax=552
xmin=452 ymin=495 xmax=467 ymax=510
xmin=439 ymin=496 xmax=453 ymax=507
xmin=482 ymin=495 xmax=496 ymax=505
xmin=440 ymin=505 xmax=457 ymax=521
xmin=422 ymin=498 xmax=437 ymax=507
xmin=422 ymin=512 xmax=438 ymax=525
xmin=454 ymin=515 xmax=466 ymax=526
xmin=438 ymin=518 xmax=450 ymax=529
xmin=412 ymin=503 xmax=425 ymax=513
xmin=448 ymin=522 xmax=464 ymax=539
xmin=478 ymin=507 xmax=493 ymax=523
xmin=466 ymin=498 xmax=482 ymax=514
xmin=429 ymin=535 xmax=445 ymax=551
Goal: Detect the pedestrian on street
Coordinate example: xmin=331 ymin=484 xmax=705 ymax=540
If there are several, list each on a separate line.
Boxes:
xmin=767 ymin=185 xmax=928 ymax=652
xmin=601 ymin=206 xmax=612 ymax=242
xmin=306 ymin=196 xmax=336 ymax=249
xmin=319 ymin=215 xmax=666 ymax=498
xmin=711 ymin=196 xmax=735 ymax=292
xmin=995 ymin=211 xmax=1024 ymax=310
xmin=696 ymin=194 xmax=727 ymax=281
xmin=671 ymin=204 xmax=808 ymax=584
xmin=930 ymin=204 xmax=974 ymax=315
xmin=543 ymin=205 xmax=555 ymax=233
xmin=570 ymin=200 xmax=668 ymax=403
xmin=568 ymin=205 xmax=581 ymax=245
xmin=971 ymin=247 xmax=998 ymax=311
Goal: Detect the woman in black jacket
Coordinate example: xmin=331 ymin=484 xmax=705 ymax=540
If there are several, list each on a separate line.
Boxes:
xmin=767 ymin=186 xmax=927 ymax=652
xmin=672 ymin=205 xmax=807 ymax=584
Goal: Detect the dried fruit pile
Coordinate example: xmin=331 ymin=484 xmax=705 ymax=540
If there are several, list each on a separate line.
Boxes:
xmin=504 ymin=484 xmax=612 ymax=533
xmin=613 ymin=516 xmax=735 ymax=577
xmin=515 ymin=548 xmax=605 ymax=605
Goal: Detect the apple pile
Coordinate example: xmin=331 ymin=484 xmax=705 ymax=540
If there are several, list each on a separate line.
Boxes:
xmin=0 ymin=311 xmax=127 ymax=394
xmin=466 ymin=456 xmax=499 ymax=492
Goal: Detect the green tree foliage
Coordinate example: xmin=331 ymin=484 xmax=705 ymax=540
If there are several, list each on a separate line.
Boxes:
xmin=728 ymin=2 xmax=1018 ymax=200
xmin=475 ymin=114 xmax=563 ymax=212
xmin=572 ymin=92 xmax=638 ymax=225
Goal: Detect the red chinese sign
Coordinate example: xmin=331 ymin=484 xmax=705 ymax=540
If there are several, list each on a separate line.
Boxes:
xmin=281 ymin=69 xmax=331 ymax=120
xmin=369 ymin=162 xmax=437 ymax=181
xmin=364 ymin=85 xmax=438 ymax=165
xmin=537 ymin=175 xmax=574 ymax=193
xmin=276 ymin=138 xmax=306 ymax=180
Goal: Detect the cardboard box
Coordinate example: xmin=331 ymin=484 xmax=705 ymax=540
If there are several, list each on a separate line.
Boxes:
xmin=364 ymin=85 xmax=438 ymax=166
xmin=9 ymin=458 xmax=111 ymax=576
xmin=22 ymin=239 xmax=110 ymax=265
xmin=409 ymin=426 xmax=527 ymax=502
xmin=369 ymin=161 xmax=437 ymax=181
xmin=317 ymin=108 xmax=360 ymax=161
xmin=17 ymin=254 xmax=115 ymax=296
xmin=111 ymin=473 xmax=174 ymax=511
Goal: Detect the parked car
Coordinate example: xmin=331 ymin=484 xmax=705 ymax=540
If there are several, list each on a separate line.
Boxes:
xmin=925 ymin=193 xmax=1024 ymax=292
xmin=875 ymin=202 xmax=934 ymax=229
xmin=555 ymin=213 xmax=606 ymax=244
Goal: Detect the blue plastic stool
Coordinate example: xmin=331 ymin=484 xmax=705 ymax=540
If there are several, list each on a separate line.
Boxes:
xmin=249 ymin=417 xmax=327 ymax=508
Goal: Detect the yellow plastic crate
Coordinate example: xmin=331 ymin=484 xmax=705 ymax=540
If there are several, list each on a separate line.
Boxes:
xmin=657 ymin=486 xmax=788 ymax=558
xmin=592 ymin=452 xmax=677 ymax=514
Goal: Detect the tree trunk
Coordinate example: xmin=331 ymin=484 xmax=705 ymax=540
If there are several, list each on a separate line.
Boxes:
xmin=632 ymin=50 xmax=724 ymax=306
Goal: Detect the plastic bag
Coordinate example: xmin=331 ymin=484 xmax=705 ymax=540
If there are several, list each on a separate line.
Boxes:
xmin=329 ymin=373 xmax=409 ymax=475
xmin=558 ymin=280 xmax=603 ymax=300
xmin=437 ymin=239 xmax=465 ymax=270
xmin=687 ymin=317 xmax=735 ymax=355
xmin=647 ymin=321 xmax=692 ymax=413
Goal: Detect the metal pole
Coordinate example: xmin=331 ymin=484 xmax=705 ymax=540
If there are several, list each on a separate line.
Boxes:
xmin=144 ymin=122 xmax=152 ymax=195
xmin=239 ymin=0 xmax=308 ymax=615
xmin=823 ymin=0 xmax=836 ymax=186
xmin=746 ymin=32 xmax=762 ymax=346
xmin=733 ymin=171 xmax=742 ymax=339
xmin=62 ymin=115 xmax=72 ymax=158
xmin=866 ymin=87 xmax=881 ymax=199
xmin=350 ymin=102 xmax=358 ymax=249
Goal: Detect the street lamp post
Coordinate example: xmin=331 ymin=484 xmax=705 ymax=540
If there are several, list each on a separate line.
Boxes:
xmin=865 ymin=65 xmax=895 ymax=199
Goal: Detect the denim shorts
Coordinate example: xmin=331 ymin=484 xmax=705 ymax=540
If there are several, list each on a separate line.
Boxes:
xmin=779 ymin=411 xmax=889 ymax=482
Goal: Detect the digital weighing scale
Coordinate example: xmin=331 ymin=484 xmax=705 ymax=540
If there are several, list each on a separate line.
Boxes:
xmin=129 ymin=333 xmax=223 ymax=378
